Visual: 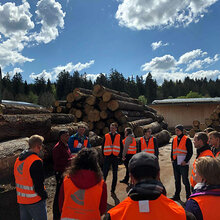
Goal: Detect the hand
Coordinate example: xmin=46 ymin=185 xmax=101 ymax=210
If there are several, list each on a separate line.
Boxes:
xmin=181 ymin=161 xmax=187 ymax=166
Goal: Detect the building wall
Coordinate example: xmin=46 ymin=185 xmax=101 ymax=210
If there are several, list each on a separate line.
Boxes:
xmin=151 ymin=103 xmax=219 ymax=128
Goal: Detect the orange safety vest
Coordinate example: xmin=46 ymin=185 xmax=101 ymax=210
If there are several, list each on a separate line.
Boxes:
xmin=122 ymin=137 xmax=137 ymax=155
xmin=140 ymin=137 xmax=155 ymax=154
xmin=61 ymin=176 xmax=104 ymax=220
xmin=14 ymin=154 xmax=43 ymax=204
xmin=172 ymin=135 xmax=188 ymax=160
xmin=190 ymin=149 xmax=214 ymax=187
xmin=103 ymin=133 xmax=121 ymax=156
xmin=190 ymin=195 xmax=220 ymax=220
xmin=108 ymin=194 xmax=186 ymax=220
xmin=73 ymin=139 xmax=88 ymax=148
xmin=215 ymin=151 xmax=220 ymax=158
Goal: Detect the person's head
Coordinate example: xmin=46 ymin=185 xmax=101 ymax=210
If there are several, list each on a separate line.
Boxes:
xmin=29 ymin=135 xmax=44 ymax=155
xmin=204 ymin=127 xmax=215 ymax=134
xmin=195 ymin=157 xmax=220 ymax=185
xmin=124 ymin=127 xmax=133 ymax=137
xmin=110 ymin=123 xmax=118 ymax=134
xmin=209 ymin=131 xmax=220 ymax=148
xmin=59 ymin=129 xmax=69 ymax=144
xmin=175 ymin=124 xmax=184 ymax=136
xmin=65 ymin=148 xmax=102 ymax=180
xmin=194 ymin=132 xmax=208 ymax=149
xmin=143 ymin=128 xmax=152 ymax=138
xmin=128 ymin=152 xmax=160 ymax=185
xmin=78 ymin=124 xmax=86 ymax=136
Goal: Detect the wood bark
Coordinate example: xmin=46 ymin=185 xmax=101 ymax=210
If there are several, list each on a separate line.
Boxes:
xmin=199 ymin=123 xmax=207 ymax=131
xmin=143 ymin=111 xmax=156 ymax=120
xmin=73 ymin=88 xmax=92 ymax=95
xmin=85 ymin=95 xmax=96 ymax=106
xmin=193 ymin=120 xmax=200 ymax=128
xmin=98 ymin=100 xmax=108 ymax=111
xmin=134 ymin=122 xmax=162 ymax=137
xmin=114 ymin=110 xmax=141 ymax=119
xmin=126 ymin=116 xmax=147 ymax=122
xmin=128 ymin=118 xmax=153 ymax=129
xmin=88 ymin=109 xmax=100 ymax=122
xmin=0 ymin=114 xmax=51 ymax=141
xmin=50 ymin=113 xmax=75 ymax=124
xmin=144 ymin=105 xmax=157 ymax=114
xmin=107 ymin=100 xmax=144 ymax=111
xmin=205 ymin=118 xmax=212 ymax=127
xmin=66 ymin=93 xmax=75 ymax=103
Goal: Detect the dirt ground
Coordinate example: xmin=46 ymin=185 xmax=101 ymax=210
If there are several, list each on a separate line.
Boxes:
xmin=45 ymin=138 xmax=196 ymax=220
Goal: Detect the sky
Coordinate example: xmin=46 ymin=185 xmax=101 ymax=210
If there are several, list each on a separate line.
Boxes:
xmin=0 ymin=0 xmax=220 ymax=84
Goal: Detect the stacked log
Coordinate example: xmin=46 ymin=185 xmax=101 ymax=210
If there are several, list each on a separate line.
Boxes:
xmin=189 ymin=105 xmax=220 ymax=137
xmin=53 ymin=85 xmax=170 ymax=142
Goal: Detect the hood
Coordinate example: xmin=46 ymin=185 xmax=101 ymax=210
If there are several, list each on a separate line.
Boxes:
xmin=70 ymin=169 xmax=101 ymax=189
xmin=19 ymin=150 xmax=37 ymax=161
xmin=129 ymin=180 xmax=166 ymax=201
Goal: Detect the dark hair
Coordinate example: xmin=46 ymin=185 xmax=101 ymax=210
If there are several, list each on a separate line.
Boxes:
xmin=204 ymin=127 xmax=215 ymax=133
xmin=196 ymin=132 xmax=208 ymax=145
xmin=64 ymin=148 xmax=102 ymax=181
xmin=59 ymin=129 xmax=69 ymax=139
xmin=125 ymin=127 xmax=133 ymax=135
xmin=143 ymin=128 xmax=152 ymax=134
xmin=110 ymin=122 xmax=118 ymax=128
xmin=130 ymin=166 xmax=159 ymax=181
xmin=209 ymin=131 xmax=220 ymax=139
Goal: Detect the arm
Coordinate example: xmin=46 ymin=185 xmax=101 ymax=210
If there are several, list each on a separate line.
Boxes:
xmin=184 ymin=138 xmax=193 ymax=163
xmin=153 ymin=137 xmax=159 ymax=158
xmin=122 ymin=136 xmax=133 ymax=157
xmin=30 ymin=160 xmax=48 ymax=200
xmin=99 ymin=181 xmax=107 ymax=216
xmin=68 ymin=135 xmax=75 ymax=153
xmin=59 ymin=182 xmax=65 ymax=212
xmin=171 ymin=139 xmax=174 ymax=161
xmin=119 ymin=136 xmax=123 ymax=158
xmin=185 ymin=199 xmax=203 ymax=220
xmin=137 ymin=139 xmax=141 ymax=153
xmin=86 ymin=138 xmax=91 ymax=148
xmin=101 ymin=136 xmax=106 ymax=155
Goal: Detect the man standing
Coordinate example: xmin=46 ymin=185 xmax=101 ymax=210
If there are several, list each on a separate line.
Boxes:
xmin=52 ymin=130 xmax=72 ymax=220
xmin=171 ymin=124 xmax=193 ymax=201
xmin=139 ymin=128 xmax=159 ymax=158
xmin=190 ymin=132 xmax=214 ymax=188
xmin=68 ymin=124 xmax=91 ymax=154
xmin=105 ymin=152 xmax=196 ymax=220
xmin=120 ymin=127 xmax=136 ymax=184
xmin=14 ymin=135 xmax=47 ymax=220
xmin=102 ymin=123 xmax=123 ymax=195
xmin=209 ymin=131 xmax=220 ymax=157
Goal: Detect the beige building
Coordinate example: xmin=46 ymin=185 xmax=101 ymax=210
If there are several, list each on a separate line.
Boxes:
xmin=150 ymin=98 xmax=220 ymax=128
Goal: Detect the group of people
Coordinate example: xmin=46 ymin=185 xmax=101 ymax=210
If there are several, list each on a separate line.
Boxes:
xmin=13 ymin=121 xmax=220 ymax=220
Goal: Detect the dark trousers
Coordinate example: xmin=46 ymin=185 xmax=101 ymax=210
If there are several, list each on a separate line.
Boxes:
xmin=123 ymin=154 xmax=133 ymax=182
xmin=53 ymin=172 xmax=63 ymax=220
xmin=172 ymin=161 xmax=191 ymax=199
xmin=103 ymin=155 xmax=118 ymax=193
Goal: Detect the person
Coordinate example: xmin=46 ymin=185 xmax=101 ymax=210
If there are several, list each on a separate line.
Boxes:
xmin=52 ymin=130 xmax=72 ymax=220
xmin=170 ymin=124 xmax=193 ymax=201
xmin=14 ymin=135 xmax=48 ymax=220
xmin=59 ymin=148 xmax=107 ymax=220
xmin=209 ymin=131 xmax=220 ymax=157
xmin=138 ymin=128 xmax=159 ymax=158
xmin=105 ymin=152 xmax=196 ymax=220
xmin=120 ymin=127 xmax=136 ymax=184
xmin=102 ymin=122 xmax=123 ymax=194
xmin=186 ymin=157 xmax=220 ymax=220
xmin=68 ymin=124 xmax=91 ymax=154
xmin=190 ymin=132 xmax=214 ymax=189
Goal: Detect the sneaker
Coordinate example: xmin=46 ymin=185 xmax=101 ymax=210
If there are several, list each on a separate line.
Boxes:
xmin=170 ymin=195 xmax=180 ymax=201
xmin=120 ymin=179 xmax=128 ymax=184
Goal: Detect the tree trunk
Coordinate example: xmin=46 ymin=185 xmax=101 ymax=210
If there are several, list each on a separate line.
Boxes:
xmin=0 ymin=114 xmax=51 ymax=141
xmin=0 ymin=104 xmax=50 ymax=115
xmin=98 ymin=100 xmax=108 ymax=111
xmin=103 ymin=127 xmax=109 ymax=134
xmin=85 ymin=95 xmax=96 ymax=106
xmin=54 ymin=100 xmax=67 ymax=107
xmin=88 ymin=109 xmax=100 ymax=122
xmin=89 ymin=131 xmax=103 ymax=147
xmin=126 ymin=116 xmax=147 ymax=122
xmin=66 ymin=93 xmax=75 ymax=103
xmin=96 ymin=121 xmax=105 ymax=129
xmin=66 ymin=102 xmax=73 ymax=109
xmin=84 ymin=104 xmax=94 ymax=115
xmin=88 ymin=122 xmax=94 ymax=130
xmin=205 ymin=118 xmax=212 ymax=127
xmin=114 ymin=110 xmax=141 ymax=119
xmin=199 ymin=123 xmax=207 ymax=131
xmin=107 ymin=100 xmax=144 ymax=111
xmin=144 ymin=105 xmax=157 ymax=113
xmin=154 ymin=130 xmax=171 ymax=147
xmin=50 ymin=113 xmax=75 ymax=124
xmin=73 ymin=88 xmax=92 ymax=95
xmin=134 ymin=122 xmax=162 ymax=137
xmin=73 ymin=91 xmax=89 ymax=101
xmin=75 ymin=109 xmax=83 ymax=119
xmin=128 ymin=118 xmax=153 ymax=129
xmin=189 ymin=129 xmax=196 ymax=138
xmin=193 ymin=120 xmax=200 ymax=128
xmin=100 ymin=111 xmax=108 ymax=120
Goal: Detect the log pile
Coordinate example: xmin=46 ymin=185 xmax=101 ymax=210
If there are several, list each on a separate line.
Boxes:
xmin=188 ymin=105 xmax=220 ymax=137
xmin=53 ymin=84 xmax=170 ymax=140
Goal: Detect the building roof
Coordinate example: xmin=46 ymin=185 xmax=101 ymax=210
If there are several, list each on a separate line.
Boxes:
xmin=152 ymin=97 xmax=220 ymax=105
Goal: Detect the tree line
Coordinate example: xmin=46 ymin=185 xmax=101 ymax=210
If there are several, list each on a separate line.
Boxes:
xmin=1 ymin=69 xmax=220 ymax=107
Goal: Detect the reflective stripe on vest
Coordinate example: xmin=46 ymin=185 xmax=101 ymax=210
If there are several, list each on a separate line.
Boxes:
xmin=61 ymin=176 xmax=103 ymax=220
xmin=140 ymin=137 xmax=155 ymax=154
xmin=104 ymin=133 xmax=121 ymax=156
xmin=190 ymin=149 xmax=214 ymax=187
xmin=73 ymin=139 xmax=88 ymax=148
xmin=172 ymin=135 xmax=188 ymax=160
xmin=190 ymin=195 xmax=220 ymax=220
xmin=108 ymin=194 xmax=186 ymax=220
xmin=122 ymin=137 xmax=137 ymax=155
xmin=14 ymin=154 xmax=42 ymax=204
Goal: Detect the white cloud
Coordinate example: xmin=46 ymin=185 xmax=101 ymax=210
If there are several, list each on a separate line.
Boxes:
xmin=8 ymin=67 xmax=23 ymax=78
xmin=178 ymin=49 xmax=207 ymax=64
xmin=115 ymin=0 xmax=218 ymax=30
xmin=82 ymin=73 xmax=101 ymax=82
xmin=30 ymin=60 xmax=95 ymax=81
xmin=151 ymin=41 xmax=169 ymax=50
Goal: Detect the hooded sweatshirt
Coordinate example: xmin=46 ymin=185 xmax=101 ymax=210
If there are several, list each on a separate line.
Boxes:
xmin=59 ymin=169 xmax=107 ymax=216
xmin=17 ymin=150 xmax=47 ymax=201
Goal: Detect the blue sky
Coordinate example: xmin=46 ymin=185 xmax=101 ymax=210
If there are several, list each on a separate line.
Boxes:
xmin=0 ymin=0 xmax=220 ymax=84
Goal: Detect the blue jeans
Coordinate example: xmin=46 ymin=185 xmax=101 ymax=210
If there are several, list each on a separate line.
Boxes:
xmin=19 ymin=200 xmax=47 ymax=220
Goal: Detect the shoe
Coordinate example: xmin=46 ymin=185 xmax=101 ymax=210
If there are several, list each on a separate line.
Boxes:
xmin=111 ymin=190 xmax=116 ymax=196
xmin=170 ymin=195 xmax=180 ymax=201
xmin=120 ymin=179 xmax=128 ymax=184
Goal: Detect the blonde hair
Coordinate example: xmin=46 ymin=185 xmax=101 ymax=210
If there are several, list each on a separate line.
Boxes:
xmin=29 ymin=135 xmax=44 ymax=149
xmin=195 ymin=157 xmax=220 ymax=185
xmin=209 ymin=131 xmax=220 ymax=139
